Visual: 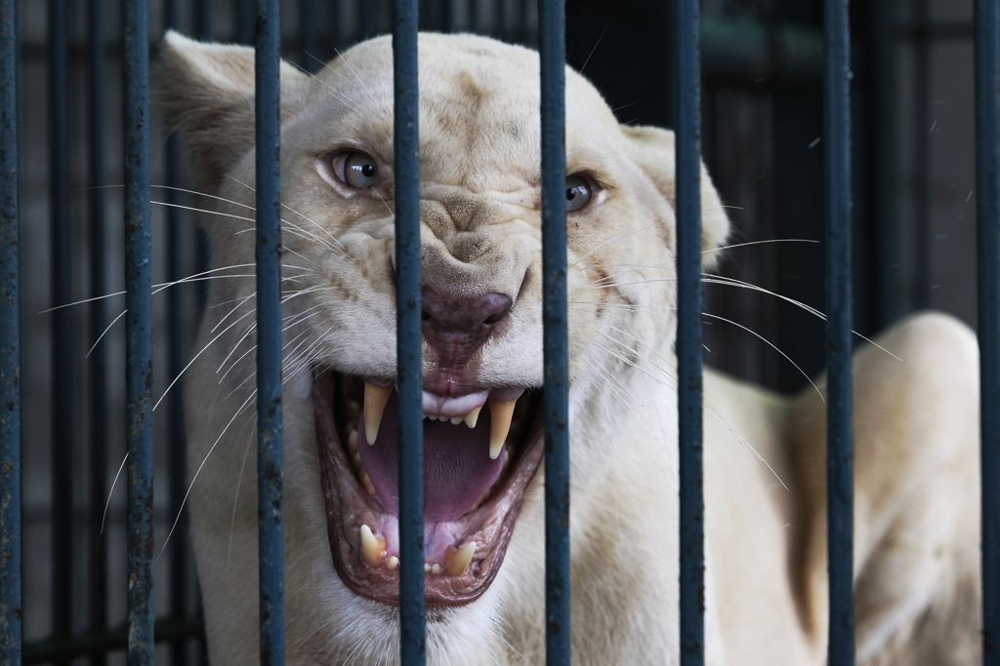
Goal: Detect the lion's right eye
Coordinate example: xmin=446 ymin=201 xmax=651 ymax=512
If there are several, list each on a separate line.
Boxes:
xmin=332 ymin=151 xmax=381 ymax=189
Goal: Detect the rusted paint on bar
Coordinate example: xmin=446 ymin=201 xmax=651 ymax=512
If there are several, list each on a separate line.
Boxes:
xmin=123 ymin=0 xmax=155 ymax=662
xmin=255 ymin=0 xmax=286 ymax=663
xmin=0 ymin=0 xmax=21 ymax=661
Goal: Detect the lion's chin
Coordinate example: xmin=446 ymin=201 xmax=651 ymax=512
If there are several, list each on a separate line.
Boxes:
xmin=313 ymin=369 xmax=544 ymax=606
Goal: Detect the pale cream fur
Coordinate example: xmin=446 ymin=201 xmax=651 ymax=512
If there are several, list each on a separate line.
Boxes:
xmin=158 ymin=31 xmax=982 ymax=665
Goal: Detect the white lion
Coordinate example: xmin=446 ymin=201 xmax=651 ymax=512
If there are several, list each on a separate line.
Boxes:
xmin=158 ymin=31 xmax=982 ymax=665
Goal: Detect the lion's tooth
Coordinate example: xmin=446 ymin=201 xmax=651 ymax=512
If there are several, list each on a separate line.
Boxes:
xmin=430 ymin=563 xmax=443 ymax=575
xmin=424 ymin=563 xmax=431 ymax=573
xmin=347 ymin=429 xmax=358 ymax=452
xmin=364 ymin=382 xmax=392 ymax=445
xmin=488 ymin=399 xmax=517 ymax=459
xmin=450 ymin=416 xmax=462 ymax=425
xmin=444 ymin=542 xmax=476 ymax=576
xmin=386 ymin=556 xmax=399 ymax=570
xmin=464 ymin=406 xmax=482 ymax=428
xmin=360 ymin=471 xmax=377 ymax=497
xmin=360 ymin=524 xmax=385 ymax=568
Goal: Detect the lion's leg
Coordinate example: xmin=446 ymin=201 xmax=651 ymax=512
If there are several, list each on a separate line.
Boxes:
xmin=792 ymin=313 xmax=981 ymax=663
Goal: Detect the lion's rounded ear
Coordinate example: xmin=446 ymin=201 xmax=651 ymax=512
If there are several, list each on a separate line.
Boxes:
xmin=155 ymin=31 xmax=310 ymax=190
xmin=622 ymin=125 xmax=730 ymax=270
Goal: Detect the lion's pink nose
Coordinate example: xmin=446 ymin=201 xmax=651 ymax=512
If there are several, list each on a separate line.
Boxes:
xmin=421 ymin=289 xmax=513 ymax=336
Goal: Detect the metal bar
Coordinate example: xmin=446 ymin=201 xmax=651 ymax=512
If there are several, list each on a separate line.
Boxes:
xmin=162 ymin=1 xmax=190 ymax=665
xmin=87 ymin=0 xmax=109 ymax=664
xmin=392 ymin=2 xmax=425 ymax=662
xmin=0 ymin=0 xmax=20 ymax=662
xmin=674 ymin=0 xmax=704 ymax=663
xmin=123 ymin=0 xmax=155 ymax=662
xmin=47 ymin=1 xmax=73 ymax=659
xmin=538 ymin=0 xmax=570 ymax=663
xmin=824 ymin=1 xmax=855 ymax=664
xmin=975 ymin=2 xmax=1000 ymax=661
xmin=255 ymin=1 xmax=286 ymax=664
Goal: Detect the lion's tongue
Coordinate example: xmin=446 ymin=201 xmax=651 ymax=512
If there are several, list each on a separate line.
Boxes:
xmin=357 ymin=395 xmax=504 ymax=522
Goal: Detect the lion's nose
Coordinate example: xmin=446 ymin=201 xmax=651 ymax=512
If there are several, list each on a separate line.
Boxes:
xmin=421 ymin=289 xmax=513 ymax=336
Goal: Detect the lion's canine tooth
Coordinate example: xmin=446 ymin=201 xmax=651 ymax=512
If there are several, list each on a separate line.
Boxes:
xmin=444 ymin=542 xmax=476 ymax=576
xmin=363 ymin=382 xmax=392 ymax=444
xmin=464 ymin=406 xmax=482 ymax=428
xmin=488 ymin=399 xmax=517 ymax=459
xmin=360 ymin=524 xmax=385 ymax=567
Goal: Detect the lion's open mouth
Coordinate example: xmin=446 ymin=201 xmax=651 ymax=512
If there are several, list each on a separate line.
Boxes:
xmin=313 ymin=369 xmax=544 ymax=605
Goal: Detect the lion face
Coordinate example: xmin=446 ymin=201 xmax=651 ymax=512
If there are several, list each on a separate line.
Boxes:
xmin=160 ymin=31 xmax=728 ymax=662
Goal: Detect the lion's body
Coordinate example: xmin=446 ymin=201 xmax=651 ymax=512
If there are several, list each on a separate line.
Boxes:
xmin=160 ymin=32 xmax=982 ymax=665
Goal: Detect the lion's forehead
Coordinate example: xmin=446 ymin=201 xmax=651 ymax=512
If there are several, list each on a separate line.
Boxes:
xmin=299 ymin=34 xmax=620 ymax=186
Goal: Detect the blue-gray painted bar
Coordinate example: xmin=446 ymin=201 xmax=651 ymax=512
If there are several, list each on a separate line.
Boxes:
xmin=0 ymin=0 xmax=20 ymax=662
xmin=391 ymin=2 xmax=425 ymax=663
xmin=975 ymin=2 xmax=1000 ymax=661
xmin=255 ymin=1 xmax=286 ymax=664
xmin=824 ymin=1 xmax=855 ymax=664
xmin=87 ymin=1 xmax=109 ymax=664
xmin=47 ymin=2 xmax=73 ymax=659
xmin=122 ymin=0 xmax=155 ymax=666
xmin=674 ymin=0 xmax=704 ymax=663
xmin=123 ymin=0 xmax=155 ymax=663
xmin=537 ymin=0 xmax=570 ymax=663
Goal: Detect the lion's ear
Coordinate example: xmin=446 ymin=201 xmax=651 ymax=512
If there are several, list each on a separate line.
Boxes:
xmin=622 ymin=125 xmax=730 ymax=270
xmin=156 ymin=31 xmax=310 ymax=190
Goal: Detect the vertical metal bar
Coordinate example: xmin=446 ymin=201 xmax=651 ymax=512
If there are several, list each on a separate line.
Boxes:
xmin=392 ymin=2 xmax=424 ymax=663
xmin=47 ymin=2 xmax=73 ymax=660
xmin=674 ymin=0 xmax=703 ymax=663
xmin=255 ymin=1 xmax=286 ymax=664
xmin=538 ymin=0 xmax=571 ymax=665
xmin=163 ymin=0 xmax=190 ymax=664
xmin=87 ymin=1 xmax=109 ymax=664
xmin=123 ymin=0 xmax=155 ymax=662
xmin=0 ymin=0 xmax=20 ymax=662
xmin=975 ymin=2 xmax=1000 ymax=662
xmin=824 ymin=1 xmax=855 ymax=664
xmin=538 ymin=0 xmax=570 ymax=662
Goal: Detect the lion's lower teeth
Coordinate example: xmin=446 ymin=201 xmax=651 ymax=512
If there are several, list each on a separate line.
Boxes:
xmin=360 ymin=524 xmax=386 ymax=567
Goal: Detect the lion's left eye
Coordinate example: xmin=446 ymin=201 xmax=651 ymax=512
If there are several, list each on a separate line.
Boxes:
xmin=565 ymin=174 xmax=594 ymax=213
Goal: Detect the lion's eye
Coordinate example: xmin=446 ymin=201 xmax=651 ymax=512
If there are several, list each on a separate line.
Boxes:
xmin=339 ymin=152 xmax=380 ymax=189
xmin=565 ymin=174 xmax=594 ymax=213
